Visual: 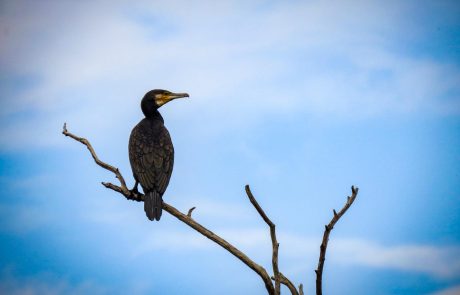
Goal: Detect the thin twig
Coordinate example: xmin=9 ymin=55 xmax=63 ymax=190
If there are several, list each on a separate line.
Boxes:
xmin=315 ymin=186 xmax=359 ymax=295
xmin=101 ymin=182 xmax=143 ymax=201
xmin=62 ymin=123 xmax=129 ymax=195
xmin=299 ymin=284 xmax=304 ymax=295
xmin=187 ymin=206 xmax=196 ymax=217
xmin=245 ymin=185 xmax=281 ymax=295
xmin=62 ymin=123 xmax=275 ymax=295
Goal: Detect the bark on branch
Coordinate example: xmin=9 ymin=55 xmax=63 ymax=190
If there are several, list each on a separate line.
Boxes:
xmin=62 ymin=123 xmax=130 ymax=195
xmin=245 ymin=185 xmax=282 ymax=295
xmin=271 ymin=273 xmax=299 ymax=295
xmin=315 ymin=186 xmax=359 ymax=295
xmin=62 ymin=123 xmax=359 ymax=295
xmin=62 ymin=123 xmax=275 ymax=295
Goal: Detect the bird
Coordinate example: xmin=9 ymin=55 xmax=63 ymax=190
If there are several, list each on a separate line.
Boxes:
xmin=129 ymin=89 xmax=189 ymax=221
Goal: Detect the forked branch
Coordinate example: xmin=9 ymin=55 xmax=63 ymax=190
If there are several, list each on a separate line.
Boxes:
xmin=62 ymin=123 xmax=130 ymax=195
xmin=271 ymin=273 xmax=299 ymax=295
xmin=315 ymin=186 xmax=359 ymax=295
xmin=62 ymin=123 xmax=358 ymax=295
xmin=62 ymin=123 xmax=275 ymax=295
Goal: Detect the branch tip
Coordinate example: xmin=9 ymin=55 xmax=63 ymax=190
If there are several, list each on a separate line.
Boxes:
xmin=244 ymin=184 xmax=280 ymax=294
xmin=187 ymin=206 xmax=196 ymax=217
xmin=315 ymin=186 xmax=359 ymax=295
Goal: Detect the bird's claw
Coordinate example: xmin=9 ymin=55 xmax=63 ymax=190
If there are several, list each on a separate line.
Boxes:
xmin=130 ymin=187 xmax=139 ymax=195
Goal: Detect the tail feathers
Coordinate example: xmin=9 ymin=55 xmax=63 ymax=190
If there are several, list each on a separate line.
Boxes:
xmin=145 ymin=191 xmax=163 ymax=221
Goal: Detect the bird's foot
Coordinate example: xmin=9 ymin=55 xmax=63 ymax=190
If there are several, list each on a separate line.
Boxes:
xmin=130 ymin=187 xmax=140 ymax=195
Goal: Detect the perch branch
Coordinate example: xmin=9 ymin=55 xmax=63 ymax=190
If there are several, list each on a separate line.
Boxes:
xmin=62 ymin=124 xmax=275 ymax=295
xmin=245 ymin=185 xmax=281 ymax=295
xmin=315 ymin=186 xmax=359 ymax=295
xmin=62 ymin=123 xmax=130 ymax=195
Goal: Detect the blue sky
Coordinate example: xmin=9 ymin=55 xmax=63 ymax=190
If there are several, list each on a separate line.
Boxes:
xmin=0 ymin=0 xmax=459 ymax=294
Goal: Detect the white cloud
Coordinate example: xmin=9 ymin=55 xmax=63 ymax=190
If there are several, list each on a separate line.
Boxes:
xmin=0 ymin=203 xmax=52 ymax=234
xmin=65 ymin=190 xmax=460 ymax=280
xmin=131 ymin=226 xmax=460 ymax=279
xmin=0 ymin=267 xmax=153 ymax=295
xmin=430 ymin=285 xmax=460 ymax=295
xmin=330 ymin=239 xmax=460 ymax=279
xmin=0 ymin=269 xmax=108 ymax=295
xmin=0 ymin=0 xmax=459 ymax=149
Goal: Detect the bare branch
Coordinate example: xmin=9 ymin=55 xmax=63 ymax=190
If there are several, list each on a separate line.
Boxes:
xmin=163 ymin=202 xmax=275 ymax=294
xmin=299 ymin=284 xmax=304 ymax=295
xmin=63 ymin=124 xmax=275 ymax=295
xmin=187 ymin=206 xmax=196 ymax=217
xmin=246 ymin=185 xmax=281 ymax=295
xmin=63 ymin=123 xmax=359 ymax=295
xmin=245 ymin=185 xmax=275 ymax=227
xmin=315 ymin=186 xmax=359 ymax=295
xmin=62 ymin=123 xmax=130 ymax=195
xmin=100 ymin=182 xmax=141 ymax=201
xmin=271 ymin=273 xmax=299 ymax=295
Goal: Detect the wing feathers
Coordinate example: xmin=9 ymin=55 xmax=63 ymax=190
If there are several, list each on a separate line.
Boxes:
xmin=129 ymin=119 xmax=174 ymax=196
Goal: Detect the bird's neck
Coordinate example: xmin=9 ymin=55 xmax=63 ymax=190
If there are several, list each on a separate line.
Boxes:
xmin=144 ymin=109 xmax=164 ymax=123
xmin=141 ymin=97 xmax=159 ymax=118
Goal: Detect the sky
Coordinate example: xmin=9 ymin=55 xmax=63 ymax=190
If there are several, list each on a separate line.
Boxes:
xmin=0 ymin=0 xmax=459 ymax=294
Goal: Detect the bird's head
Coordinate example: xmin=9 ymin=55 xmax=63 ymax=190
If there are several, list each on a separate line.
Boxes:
xmin=141 ymin=89 xmax=189 ymax=117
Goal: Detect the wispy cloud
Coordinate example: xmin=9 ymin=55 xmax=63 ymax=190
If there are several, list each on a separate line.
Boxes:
xmin=0 ymin=203 xmax=52 ymax=234
xmin=5 ymin=182 xmax=456 ymax=280
xmin=1 ymin=0 xmax=459 ymax=149
xmin=330 ymin=239 xmax=460 ymax=279
xmin=132 ymin=227 xmax=460 ymax=279
xmin=0 ymin=266 xmax=154 ymax=295
xmin=0 ymin=268 xmax=108 ymax=295
xmin=430 ymin=285 xmax=460 ymax=295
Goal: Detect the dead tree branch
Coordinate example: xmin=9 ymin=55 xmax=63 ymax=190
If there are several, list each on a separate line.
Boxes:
xmin=299 ymin=284 xmax=304 ymax=295
xmin=62 ymin=123 xmax=130 ymax=195
xmin=271 ymin=273 xmax=299 ymax=295
xmin=187 ymin=206 xmax=196 ymax=217
xmin=245 ymin=185 xmax=282 ymax=295
xmin=62 ymin=123 xmax=275 ymax=295
xmin=315 ymin=186 xmax=359 ymax=295
xmin=162 ymin=203 xmax=275 ymax=294
xmin=63 ymin=123 xmax=359 ymax=295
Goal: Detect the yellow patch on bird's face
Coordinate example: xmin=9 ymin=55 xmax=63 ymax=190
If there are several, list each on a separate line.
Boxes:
xmin=154 ymin=94 xmax=171 ymax=107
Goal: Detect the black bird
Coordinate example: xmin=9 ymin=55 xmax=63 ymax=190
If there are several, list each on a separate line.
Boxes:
xmin=129 ymin=89 xmax=189 ymax=221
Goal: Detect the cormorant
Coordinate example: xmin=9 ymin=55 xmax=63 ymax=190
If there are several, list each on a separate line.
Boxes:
xmin=129 ymin=89 xmax=189 ymax=221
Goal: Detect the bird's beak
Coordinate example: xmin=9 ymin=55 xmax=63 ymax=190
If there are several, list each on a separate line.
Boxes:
xmin=168 ymin=92 xmax=190 ymax=100
xmin=155 ymin=92 xmax=190 ymax=107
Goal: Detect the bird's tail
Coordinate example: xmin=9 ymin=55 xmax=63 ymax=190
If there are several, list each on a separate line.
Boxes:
xmin=145 ymin=191 xmax=163 ymax=221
